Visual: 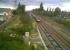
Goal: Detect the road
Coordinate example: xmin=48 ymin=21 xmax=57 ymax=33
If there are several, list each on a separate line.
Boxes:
xmin=31 ymin=13 xmax=70 ymax=50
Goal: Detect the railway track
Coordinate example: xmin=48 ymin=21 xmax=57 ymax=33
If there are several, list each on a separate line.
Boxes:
xmin=41 ymin=16 xmax=70 ymax=44
xmin=38 ymin=24 xmax=54 ymax=49
xmin=42 ymin=17 xmax=70 ymax=37
xmin=38 ymin=17 xmax=70 ymax=49
xmin=31 ymin=14 xmax=70 ymax=50
xmin=38 ymin=23 xmax=63 ymax=50
xmin=41 ymin=18 xmax=70 ymax=48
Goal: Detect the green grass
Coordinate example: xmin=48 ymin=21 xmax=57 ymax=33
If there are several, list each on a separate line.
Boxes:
xmin=0 ymin=12 xmax=45 ymax=50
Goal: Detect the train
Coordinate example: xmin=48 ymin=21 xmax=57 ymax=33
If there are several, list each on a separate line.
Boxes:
xmin=36 ymin=19 xmax=40 ymax=22
xmin=31 ymin=14 xmax=41 ymax=22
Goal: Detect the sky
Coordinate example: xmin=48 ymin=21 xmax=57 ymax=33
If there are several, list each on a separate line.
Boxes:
xmin=0 ymin=0 xmax=70 ymax=11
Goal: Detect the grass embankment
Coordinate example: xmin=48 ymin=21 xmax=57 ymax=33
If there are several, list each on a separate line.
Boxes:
xmin=49 ymin=16 xmax=70 ymax=28
xmin=0 ymin=14 xmax=34 ymax=50
xmin=0 ymin=14 xmax=44 ymax=50
xmin=44 ymin=16 xmax=69 ymax=28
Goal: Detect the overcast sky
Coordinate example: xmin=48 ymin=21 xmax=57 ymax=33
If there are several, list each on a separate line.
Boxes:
xmin=0 ymin=0 xmax=70 ymax=11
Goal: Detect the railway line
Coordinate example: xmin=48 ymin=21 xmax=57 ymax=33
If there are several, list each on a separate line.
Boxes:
xmin=41 ymin=17 xmax=70 ymax=43
xmin=40 ymin=17 xmax=70 ymax=48
xmin=41 ymin=16 xmax=70 ymax=48
xmin=42 ymin=17 xmax=70 ymax=37
xmin=31 ymin=14 xmax=70 ymax=50
xmin=38 ymin=24 xmax=62 ymax=50
xmin=39 ymin=21 xmax=70 ymax=48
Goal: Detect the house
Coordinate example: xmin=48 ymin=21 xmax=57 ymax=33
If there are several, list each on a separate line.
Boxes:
xmin=0 ymin=8 xmax=12 ymax=21
xmin=61 ymin=11 xmax=70 ymax=19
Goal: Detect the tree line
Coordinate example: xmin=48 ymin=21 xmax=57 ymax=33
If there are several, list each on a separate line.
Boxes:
xmin=33 ymin=2 xmax=61 ymax=17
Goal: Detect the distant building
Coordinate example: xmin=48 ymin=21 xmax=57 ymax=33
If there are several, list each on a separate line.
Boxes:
xmin=61 ymin=11 xmax=70 ymax=19
xmin=0 ymin=15 xmax=4 ymax=21
xmin=4 ymin=8 xmax=12 ymax=21
xmin=0 ymin=8 xmax=12 ymax=21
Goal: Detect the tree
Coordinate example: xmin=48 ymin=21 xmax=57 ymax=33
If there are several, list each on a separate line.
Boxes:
xmin=12 ymin=2 xmax=25 ymax=15
xmin=15 ymin=2 xmax=25 ymax=15
xmin=54 ymin=7 xmax=61 ymax=16
xmin=19 ymin=14 xmax=33 ymax=33
xmin=17 ymin=3 xmax=21 ymax=10
xmin=39 ymin=2 xmax=44 ymax=11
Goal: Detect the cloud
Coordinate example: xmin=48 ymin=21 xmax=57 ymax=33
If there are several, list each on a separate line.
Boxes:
xmin=25 ymin=5 xmax=39 ymax=11
xmin=0 ymin=0 xmax=70 ymax=11
xmin=60 ymin=3 xmax=70 ymax=11
xmin=62 ymin=0 xmax=70 ymax=2
xmin=43 ymin=2 xmax=70 ymax=11
xmin=25 ymin=2 xmax=70 ymax=11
